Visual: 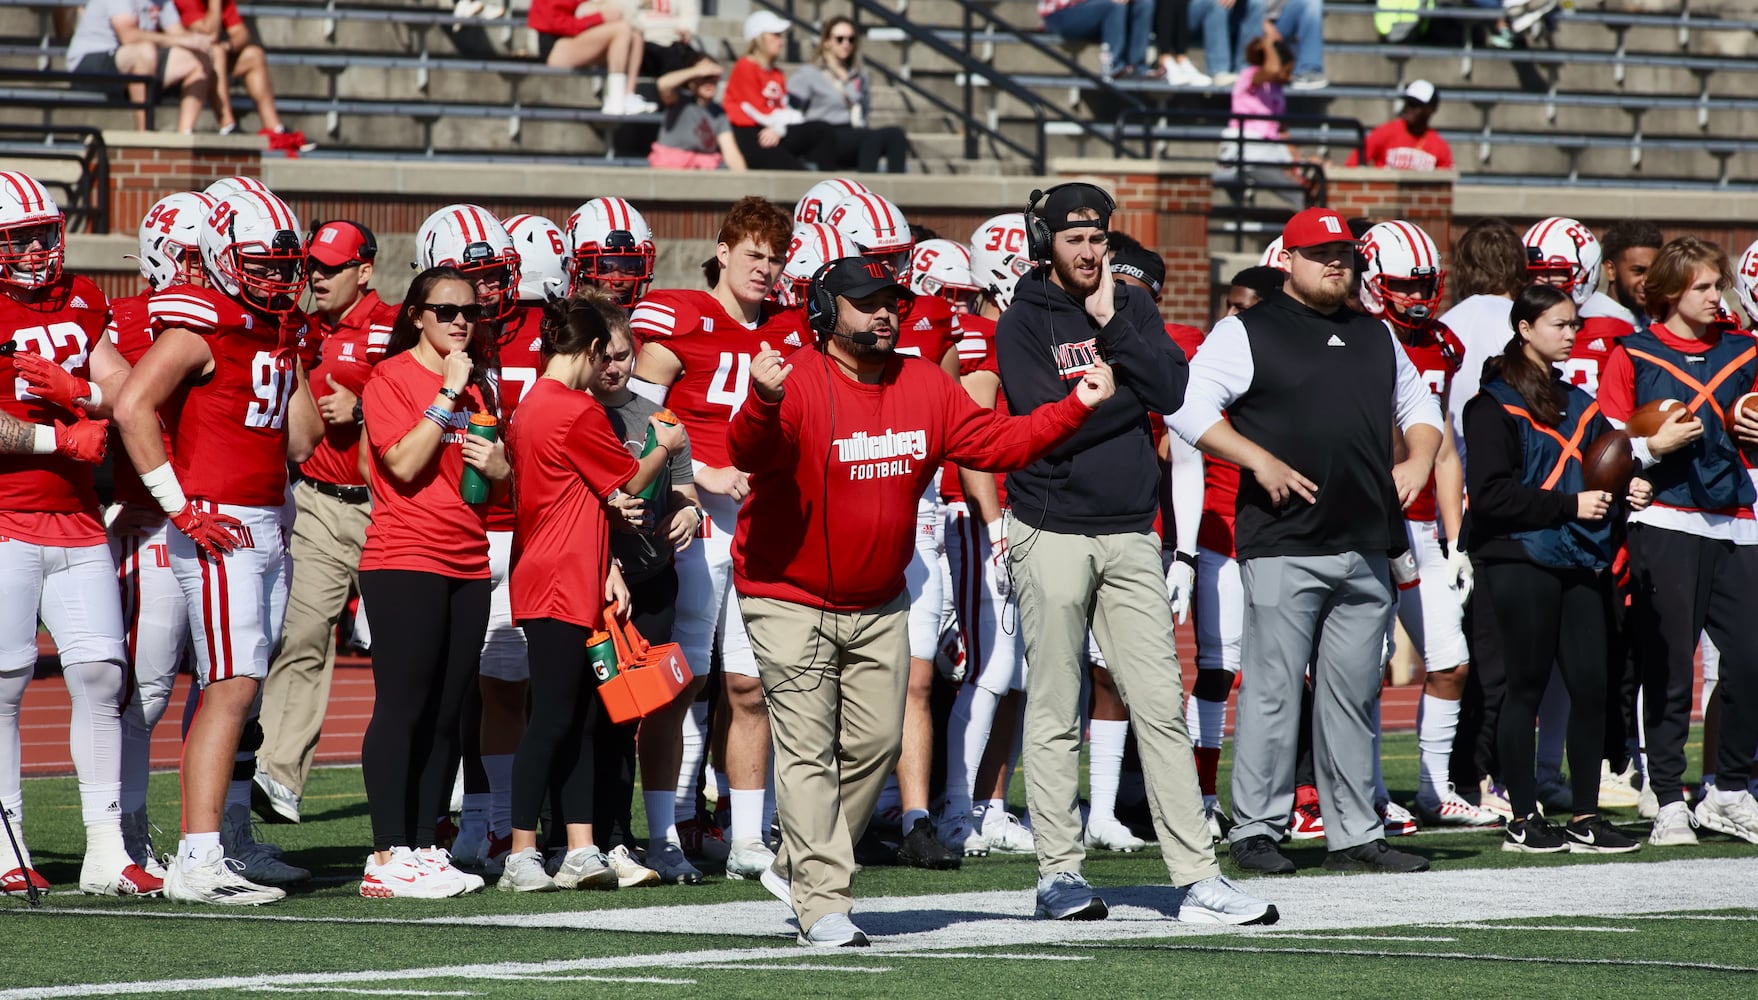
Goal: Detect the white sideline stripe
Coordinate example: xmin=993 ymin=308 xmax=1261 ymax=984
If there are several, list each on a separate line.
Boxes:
xmin=1433 ymin=923 xmax=1642 ymax=933
xmin=6 ymin=859 xmax=1757 ymax=1000
xmin=470 ymin=974 xmax=698 ymax=984
xmin=1615 ymin=913 xmax=1755 ymax=922
xmin=242 ymin=990 xmax=479 ymax=997
xmin=902 ymin=952 xmax=1093 ymax=960
xmin=1265 ymin=934 xmax=1457 ymax=942
xmin=1084 ymin=943 xmax=1758 ymax=974
xmin=690 ymin=964 xmax=891 ymax=973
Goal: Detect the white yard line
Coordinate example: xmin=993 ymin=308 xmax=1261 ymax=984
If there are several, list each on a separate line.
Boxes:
xmin=1084 ymin=943 xmax=1758 ymax=975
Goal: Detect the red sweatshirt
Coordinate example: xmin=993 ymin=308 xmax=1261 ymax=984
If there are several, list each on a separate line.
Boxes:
xmin=527 ymin=0 xmax=604 ymax=37
xmin=731 ymin=348 xmax=1093 ymax=610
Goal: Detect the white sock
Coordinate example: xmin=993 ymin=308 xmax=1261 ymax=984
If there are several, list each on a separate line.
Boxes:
xmin=984 ymin=797 xmax=1006 ymax=818
xmin=644 ymin=790 xmax=677 ymax=847
xmin=1417 ymin=694 xmax=1460 ymax=800
xmin=483 ymin=753 xmax=514 ymax=837
xmin=0 ymin=799 xmax=26 ymax=869
xmin=1087 ymin=718 xmax=1128 ymax=824
xmin=181 ymin=831 xmax=221 ymax=871
xmin=64 ymin=661 xmax=125 ymax=825
xmin=1536 ymin=669 xmax=1569 ymax=781
xmin=728 ymin=787 xmax=765 ymax=844
xmin=675 ymin=702 xmax=707 ymax=812
xmin=85 ymin=819 xmax=126 ymax=859
xmin=1189 ymin=695 xmax=1227 ymax=749
xmin=901 ymin=808 xmax=929 ymax=831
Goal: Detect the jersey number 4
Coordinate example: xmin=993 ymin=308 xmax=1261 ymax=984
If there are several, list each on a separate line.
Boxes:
xmin=705 ymin=352 xmax=753 ymax=412
xmin=245 ymin=351 xmax=294 ymax=429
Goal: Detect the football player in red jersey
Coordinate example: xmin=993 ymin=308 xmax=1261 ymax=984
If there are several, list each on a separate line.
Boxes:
xmin=628 ymin=196 xmax=808 ymax=878
xmin=568 ymin=197 xmax=655 ymax=308
xmin=0 ymin=172 xmax=144 ymax=897
xmin=114 ymin=186 xmax=323 ymax=905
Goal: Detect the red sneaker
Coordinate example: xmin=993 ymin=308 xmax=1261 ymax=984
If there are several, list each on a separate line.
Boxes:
xmin=1289 ymin=785 xmax=1325 ymax=841
xmin=2 ymin=866 xmax=50 ymax=895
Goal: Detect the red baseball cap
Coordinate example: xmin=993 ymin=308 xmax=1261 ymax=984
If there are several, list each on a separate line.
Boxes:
xmin=307 ymin=221 xmax=376 ymax=268
xmin=1280 ymin=207 xmax=1354 ymax=251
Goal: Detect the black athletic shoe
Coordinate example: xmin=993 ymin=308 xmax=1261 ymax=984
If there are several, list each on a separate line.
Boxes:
xmin=1323 ymin=838 xmax=1430 ymax=872
xmin=897 ymin=818 xmax=962 ymax=870
xmin=853 ymin=826 xmax=899 ymax=868
xmin=1501 ymin=814 xmax=1570 ymax=854
xmin=1229 ymin=834 xmax=1297 ymax=874
xmin=1563 ymin=814 xmax=1641 ymax=855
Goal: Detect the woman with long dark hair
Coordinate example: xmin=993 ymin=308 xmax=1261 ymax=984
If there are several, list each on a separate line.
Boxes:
xmin=357 ymin=267 xmax=508 ymax=899
xmin=495 ymin=297 xmax=684 ymax=892
xmin=1463 ymin=283 xmax=1652 ymax=855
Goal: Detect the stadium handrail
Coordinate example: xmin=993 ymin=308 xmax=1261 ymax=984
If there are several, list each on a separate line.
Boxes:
xmin=0 ymin=124 xmax=109 ymax=234
xmin=0 ymin=69 xmax=159 ymax=130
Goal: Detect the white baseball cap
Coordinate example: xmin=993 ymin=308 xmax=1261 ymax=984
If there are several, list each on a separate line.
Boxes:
xmin=1403 ymin=79 xmax=1437 ymax=105
xmin=744 ymin=10 xmax=791 ymax=40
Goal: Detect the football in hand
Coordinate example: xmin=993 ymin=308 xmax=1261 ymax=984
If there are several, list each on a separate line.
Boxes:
xmin=1582 ymin=430 xmax=1637 ymax=496
xmin=1723 ymin=392 xmax=1758 ymax=435
xmin=1625 ymin=398 xmax=1686 ymax=438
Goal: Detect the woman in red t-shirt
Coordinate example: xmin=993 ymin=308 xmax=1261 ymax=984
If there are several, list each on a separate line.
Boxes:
xmin=494 ymin=298 xmax=683 ymax=891
xmin=724 ymin=11 xmax=835 ymax=171
xmin=357 ymin=267 xmax=509 ymax=899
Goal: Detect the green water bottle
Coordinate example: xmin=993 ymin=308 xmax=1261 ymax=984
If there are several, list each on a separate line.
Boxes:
xmin=633 ymin=408 xmax=680 ymax=504
xmin=459 ymin=412 xmax=498 ymax=505
xmin=587 ymin=630 xmax=619 ymax=683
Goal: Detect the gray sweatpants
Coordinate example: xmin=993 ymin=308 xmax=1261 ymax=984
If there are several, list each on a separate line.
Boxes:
xmin=1228 ymin=552 xmax=1395 ymax=851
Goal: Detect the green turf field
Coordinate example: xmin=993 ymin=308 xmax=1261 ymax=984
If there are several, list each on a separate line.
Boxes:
xmin=4 ymin=731 xmax=1755 ymax=999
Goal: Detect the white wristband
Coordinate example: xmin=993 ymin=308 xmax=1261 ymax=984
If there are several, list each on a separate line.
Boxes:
xmin=30 ymin=425 xmax=55 ymax=455
xmin=986 ymin=518 xmax=1006 ymax=545
xmin=138 ymin=462 xmax=190 ymax=515
xmin=83 ymin=383 xmax=102 ymax=409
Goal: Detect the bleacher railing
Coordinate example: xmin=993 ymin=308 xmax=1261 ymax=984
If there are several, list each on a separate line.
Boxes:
xmin=0 ymin=124 xmax=111 ymax=234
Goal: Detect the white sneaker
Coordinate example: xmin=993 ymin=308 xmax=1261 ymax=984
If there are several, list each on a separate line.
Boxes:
xmin=1637 ymin=780 xmax=1660 ymax=819
xmin=496 ymin=847 xmax=558 ymax=892
xmin=1478 ymin=777 xmax=1515 ymax=821
xmin=724 ymin=837 xmax=778 ymax=880
xmin=619 ymin=94 xmax=659 ymax=116
xmin=251 ymin=771 xmax=301 ymax=824
xmin=1694 ymin=789 xmax=1758 ymax=844
xmin=648 ymin=842 xmax=705 ymax=885
xmin=362 ymin=847 xmax=467 ymax=899
xmin=979 ymin=808 xmax=1036 ymax=854
xmin=79 ymin=849 xmax=163 ymax=896
xmin=760 ymin=864 xmax=793 ymax=912
xmin=1203 ymin=802 xmax=1226 ymax=842
xmin=166 ymin=846 xmax=284 ymax=905
xmin=416 ymin=846 xmax=484 ymax=892
xmin=1649 ymin=801 xmax=1700 ymax=847
xmin=606 ymin=845 xmax=659 ymax=888
xmin=1177 ymin=874 xmax=1278 ymax=925
xmin=1598 ymin=760 xmax=1641 ymax=810
xmin=1415 ymin=783 xmax=1504 ymax=827
xmin=1083 ymin=816 xmax=1147 ymax=852
xmin=799 ymin=911 xmax=869 ymax=947
xmin=937 ymin=811 xmax=989 ymax=857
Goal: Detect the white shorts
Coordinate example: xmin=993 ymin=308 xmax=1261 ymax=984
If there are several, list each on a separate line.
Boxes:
xmin=1394 ymin=519 xmax=1469 ymax=671
xmin=1195 ymin=545 xmax=1242 ymax=674
xmin=0 ymin=534 xmax=126 ymax=675
xmin=479 ymin=530 xmax=529 ymax=682
xmin=675 ymin=487 xmax=756 ymax=679
xmin=946 ymin=504 xmax=1025 ymax=694
xmin=904 ymin=500 xmax=946 ymax=661
xmin=170 ymin=502 xmax=289 ymax=687
xmin=111 ymin=515 xmax=190 ymax=727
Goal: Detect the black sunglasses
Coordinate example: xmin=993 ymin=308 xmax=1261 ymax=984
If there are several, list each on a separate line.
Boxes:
xmin=421 ymin=302 xmax=483 ymax=323
xmin=829 ymin=33 xmax=855 ymax=42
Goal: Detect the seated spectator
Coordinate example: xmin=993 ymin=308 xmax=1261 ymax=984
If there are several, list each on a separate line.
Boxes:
xmin=528 ymin=0 xmax=656 ymax=116
xmin=1219 ymin=38 xmax=1315 ymax=204
xmin=638 ymin=0 xmax=704 ymax=74
xmin=64 ymin=0 xmax=215 ymax=134
xmin=1262 ymin=0 xmax=1325 ymax=90
xmin=1345 ymin=79 xmax=1453 ymax=171
xmin=787 ymin=18 xmax=907 ymax=174
xmin=724 ymin=11 xmax=835 ymax=172
xmin=649 ymin=57 xmax=745 ymax=171
xmin=1153 ymin=0 xmax=1212 ymax=86
xmin=1187 ymin=0 xmax=1264 ymax=84
xmin=1040 ymin=0 xmax=1155 ymax=78
xmin=173 ymin=0 xmax=308 ymax=151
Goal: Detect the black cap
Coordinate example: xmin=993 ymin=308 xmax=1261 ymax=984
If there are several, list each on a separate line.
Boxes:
xmin=1040 ymin=184 xmax=1113 ymax=232
xmin=818 ymin=256 xmax=917 ymax=304
xmin=1109 ymin=242 xmax=1165 ymax=296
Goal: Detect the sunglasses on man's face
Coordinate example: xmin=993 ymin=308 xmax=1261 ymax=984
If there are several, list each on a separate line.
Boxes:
xmin=421 ymin=302 xmax=483 ymax=324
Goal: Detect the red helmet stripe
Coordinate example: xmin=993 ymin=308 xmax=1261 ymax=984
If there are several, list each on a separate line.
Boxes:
xmin=1390 ymin=221 xmax=1427 ymax=270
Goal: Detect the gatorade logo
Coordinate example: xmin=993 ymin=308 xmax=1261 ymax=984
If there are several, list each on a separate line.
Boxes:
xmin=667 ymin=653 xmax=685 ymax=684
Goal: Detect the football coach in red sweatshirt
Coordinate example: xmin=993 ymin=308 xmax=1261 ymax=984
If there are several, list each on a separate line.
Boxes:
xmin=729 ymin=256 xmax=1113 ymax=948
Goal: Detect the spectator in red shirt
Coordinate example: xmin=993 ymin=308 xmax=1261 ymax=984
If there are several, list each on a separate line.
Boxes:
xmin=527 ymin=0 xmax=655 ymax=116
xmin=1347 ymin=79 xmax=1453 ymax=172
xmin=172 ymin=0 xmax=308 ymax=151
xmin=729 ymin=256 xmax=1111 ymax=946
xmin=724 ymin=11 xmax=835 ymax=171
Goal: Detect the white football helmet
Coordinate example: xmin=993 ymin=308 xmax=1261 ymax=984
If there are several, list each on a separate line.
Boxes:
xmin=909 ymin=239 xmax=981 ymax=315
xmin=1735 ymin=240 xmax=1758 ymax=328
xmin=779 ymin=222 xmax=859 ymax=309
xmin=502 ymin=213 xmax=571 ymax=303
xmin=1259 ymin=235 xmax=1286 ymax=271
xmin=969 ymin=213 xmax=1032 ymax=311
xmin=1523 ymin=216 xmax=1602 ymax=306
xmin=826 ymin=192 xmax=913 ymax=277
xmin=202 ymin=176 xmax=273 ymax=202
xmin=0 ymin=171 xmax=64 ymax=290
xmin=416 ymin=204 xmax=521 ymax=323
xmin=136 ymin=191 xmax=216 ymax=292
xmin=200 ymin=188 xmax=305 ymax=314
xmin=794 ymin=177 xmax=872 ymax=225
xmin=1358 ymin=220 xmax=1445 ymax=330
xmin=567 ymin=197 xmax=655 ymax=306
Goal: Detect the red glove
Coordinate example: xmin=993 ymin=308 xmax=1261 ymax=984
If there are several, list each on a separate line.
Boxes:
xmin=170 ymin=503 xmax=243 ymax=559
xmin=53 ymin=420 xmax=108 ymax=464
xmin=14 ymin=353 xmax=92 ymax=415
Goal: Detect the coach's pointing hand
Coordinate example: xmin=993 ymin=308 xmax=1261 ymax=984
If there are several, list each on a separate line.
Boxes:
xmin=1074 ymin=357 xmax=1115 ymax=408
xmin=751 ymin=341 xmax=793 ymax=404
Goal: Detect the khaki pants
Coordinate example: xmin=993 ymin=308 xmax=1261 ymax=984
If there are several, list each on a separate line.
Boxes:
xmin=1009 ymin=523 xmax=1220 ymax=887
xmin=739 ymin=591 xmax=909 ymax=934
xmin=259 ymin=480 xmax=370 ymax=795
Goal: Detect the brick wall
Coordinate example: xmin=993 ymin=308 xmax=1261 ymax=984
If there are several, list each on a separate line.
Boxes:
xmin=1054 ymin=163 xmax=1216 ymax=328
xmin=105 ymin=133 xmax=267 ymax=236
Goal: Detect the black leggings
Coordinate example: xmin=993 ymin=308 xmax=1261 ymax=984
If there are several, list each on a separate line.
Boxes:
xmin=829 ymin=124 xmax=907 ymax=174
xmin=360 ymin=570 xmax=490 ymax=851
xmin=1155 ymin=0 xmax=1192 ymax=57
xmin=1481 ymin=560 xmax=1611 ymax=820
xmin=513 ymin=618 xmax=600 ymax=832
xmin=592 ymin=566 xmax=681 ymax=847
xmin=732 ymin=121 xmax=837 ymax=171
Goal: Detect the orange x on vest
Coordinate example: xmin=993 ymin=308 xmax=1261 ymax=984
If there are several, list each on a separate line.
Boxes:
xmin=1625 ymin=345 xmax=1758 ymax=427
xmin=1503 ymin=400 xmax=1601 ymax=490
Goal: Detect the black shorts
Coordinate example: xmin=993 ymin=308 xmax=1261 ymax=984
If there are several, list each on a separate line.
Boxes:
xmin=536 ymin=31 xmax=559 ymax=62
xmin=73 ymin=48 xmax=170 ymax=99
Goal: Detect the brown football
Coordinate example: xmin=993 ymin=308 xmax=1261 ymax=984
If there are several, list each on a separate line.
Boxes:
xmin=1625 ymin=398 xmax=1686 ymax=439
xmin=1724 ymin=392 xmax=1758 ymax=435
xmin=1582 ymin=430 xmax=1637 ymax=496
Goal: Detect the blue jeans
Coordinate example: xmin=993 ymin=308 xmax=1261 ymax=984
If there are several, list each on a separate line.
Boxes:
xmin=1275 ymin=0 xmax=1325 ymax=76
xmin=1187 ymin=0 xmax=1266 ymax=75
xmin=1044 ymin=0 xmax=1157 ymax=74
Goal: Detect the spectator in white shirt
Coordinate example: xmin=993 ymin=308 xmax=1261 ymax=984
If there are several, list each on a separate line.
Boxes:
xmin=65 ymin=0 xmax=215 ymax=133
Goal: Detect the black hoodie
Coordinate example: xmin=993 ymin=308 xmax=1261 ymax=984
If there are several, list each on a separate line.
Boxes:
xmin=996 ymin=267 xmax=1189 ymax=534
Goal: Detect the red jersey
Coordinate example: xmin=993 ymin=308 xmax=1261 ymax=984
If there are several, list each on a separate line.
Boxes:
xmin=724 ymin=58 xmax=787 ymax=129
xmin=629 ymin=288 xmax=811 ymax=469
xmin=300 ymin=290 xmax=395 ymax=488
xmin=485 ymin=303 xmax=546 ymax=533
xmin=149 ymin=287 xmax=307 ymax=507
xmin=359 ymin=350 xmax=491 ymax=577
xmin=730 ymin=348 xmax=1092 ymax=611
xmin=507 ymin=377 xmax=638 ymax=628
xmin=526 ymin=0 xmax=606 ymax=36
xmin=896 ymin=295 xmax=959 ymax=366
xmin=0 ymin=275 xmax=108 ymax=544
xmin=1562 ymin=315 xmax=1635 ymax=397
xmin=1397 ymin=320 xmax=1464 ymax=523
xmin=108 ymin=292 xmax=174 ymax=509
xmin=954 ymin=312 xmax=995 ymax=376
xmin=1346 ymin=118 xmax=1454 ymax=171
xmin=940 ymin=315 xmax=1010 ymax=507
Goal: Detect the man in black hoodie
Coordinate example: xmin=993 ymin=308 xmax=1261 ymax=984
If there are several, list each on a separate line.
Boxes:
xmin=998 ymin=183 xmax=1276 ymax=928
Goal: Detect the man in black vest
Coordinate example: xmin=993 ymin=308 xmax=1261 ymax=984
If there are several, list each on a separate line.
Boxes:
xmin=1168 ymin=207 xmax=1446 ymax=875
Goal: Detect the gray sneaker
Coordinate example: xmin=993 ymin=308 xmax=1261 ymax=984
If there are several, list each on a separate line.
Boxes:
xmin=496 ymin=847 xmax=558 ymax=892
xmin=1176 ymin=875 xmax=1279 ymax=925
xmin=799 ymin=911 xmax=869 ymax=947
xmin=553 ymin=847 xmax=619 ymax=890
xmin=250 ymin=770 xmax=301 ymax=824
xmin=1650 ymin=801 xmax=1700 ymax=847
xmin=221 ymin=803 xmax=309 ymax=886
xmin=1035 ymin=871 xmax=1108 ymax=920
xmin=648 ymin=843 xmax=705 ymax=885
xmin=760 ymin=864 xmax=793 ymax=912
